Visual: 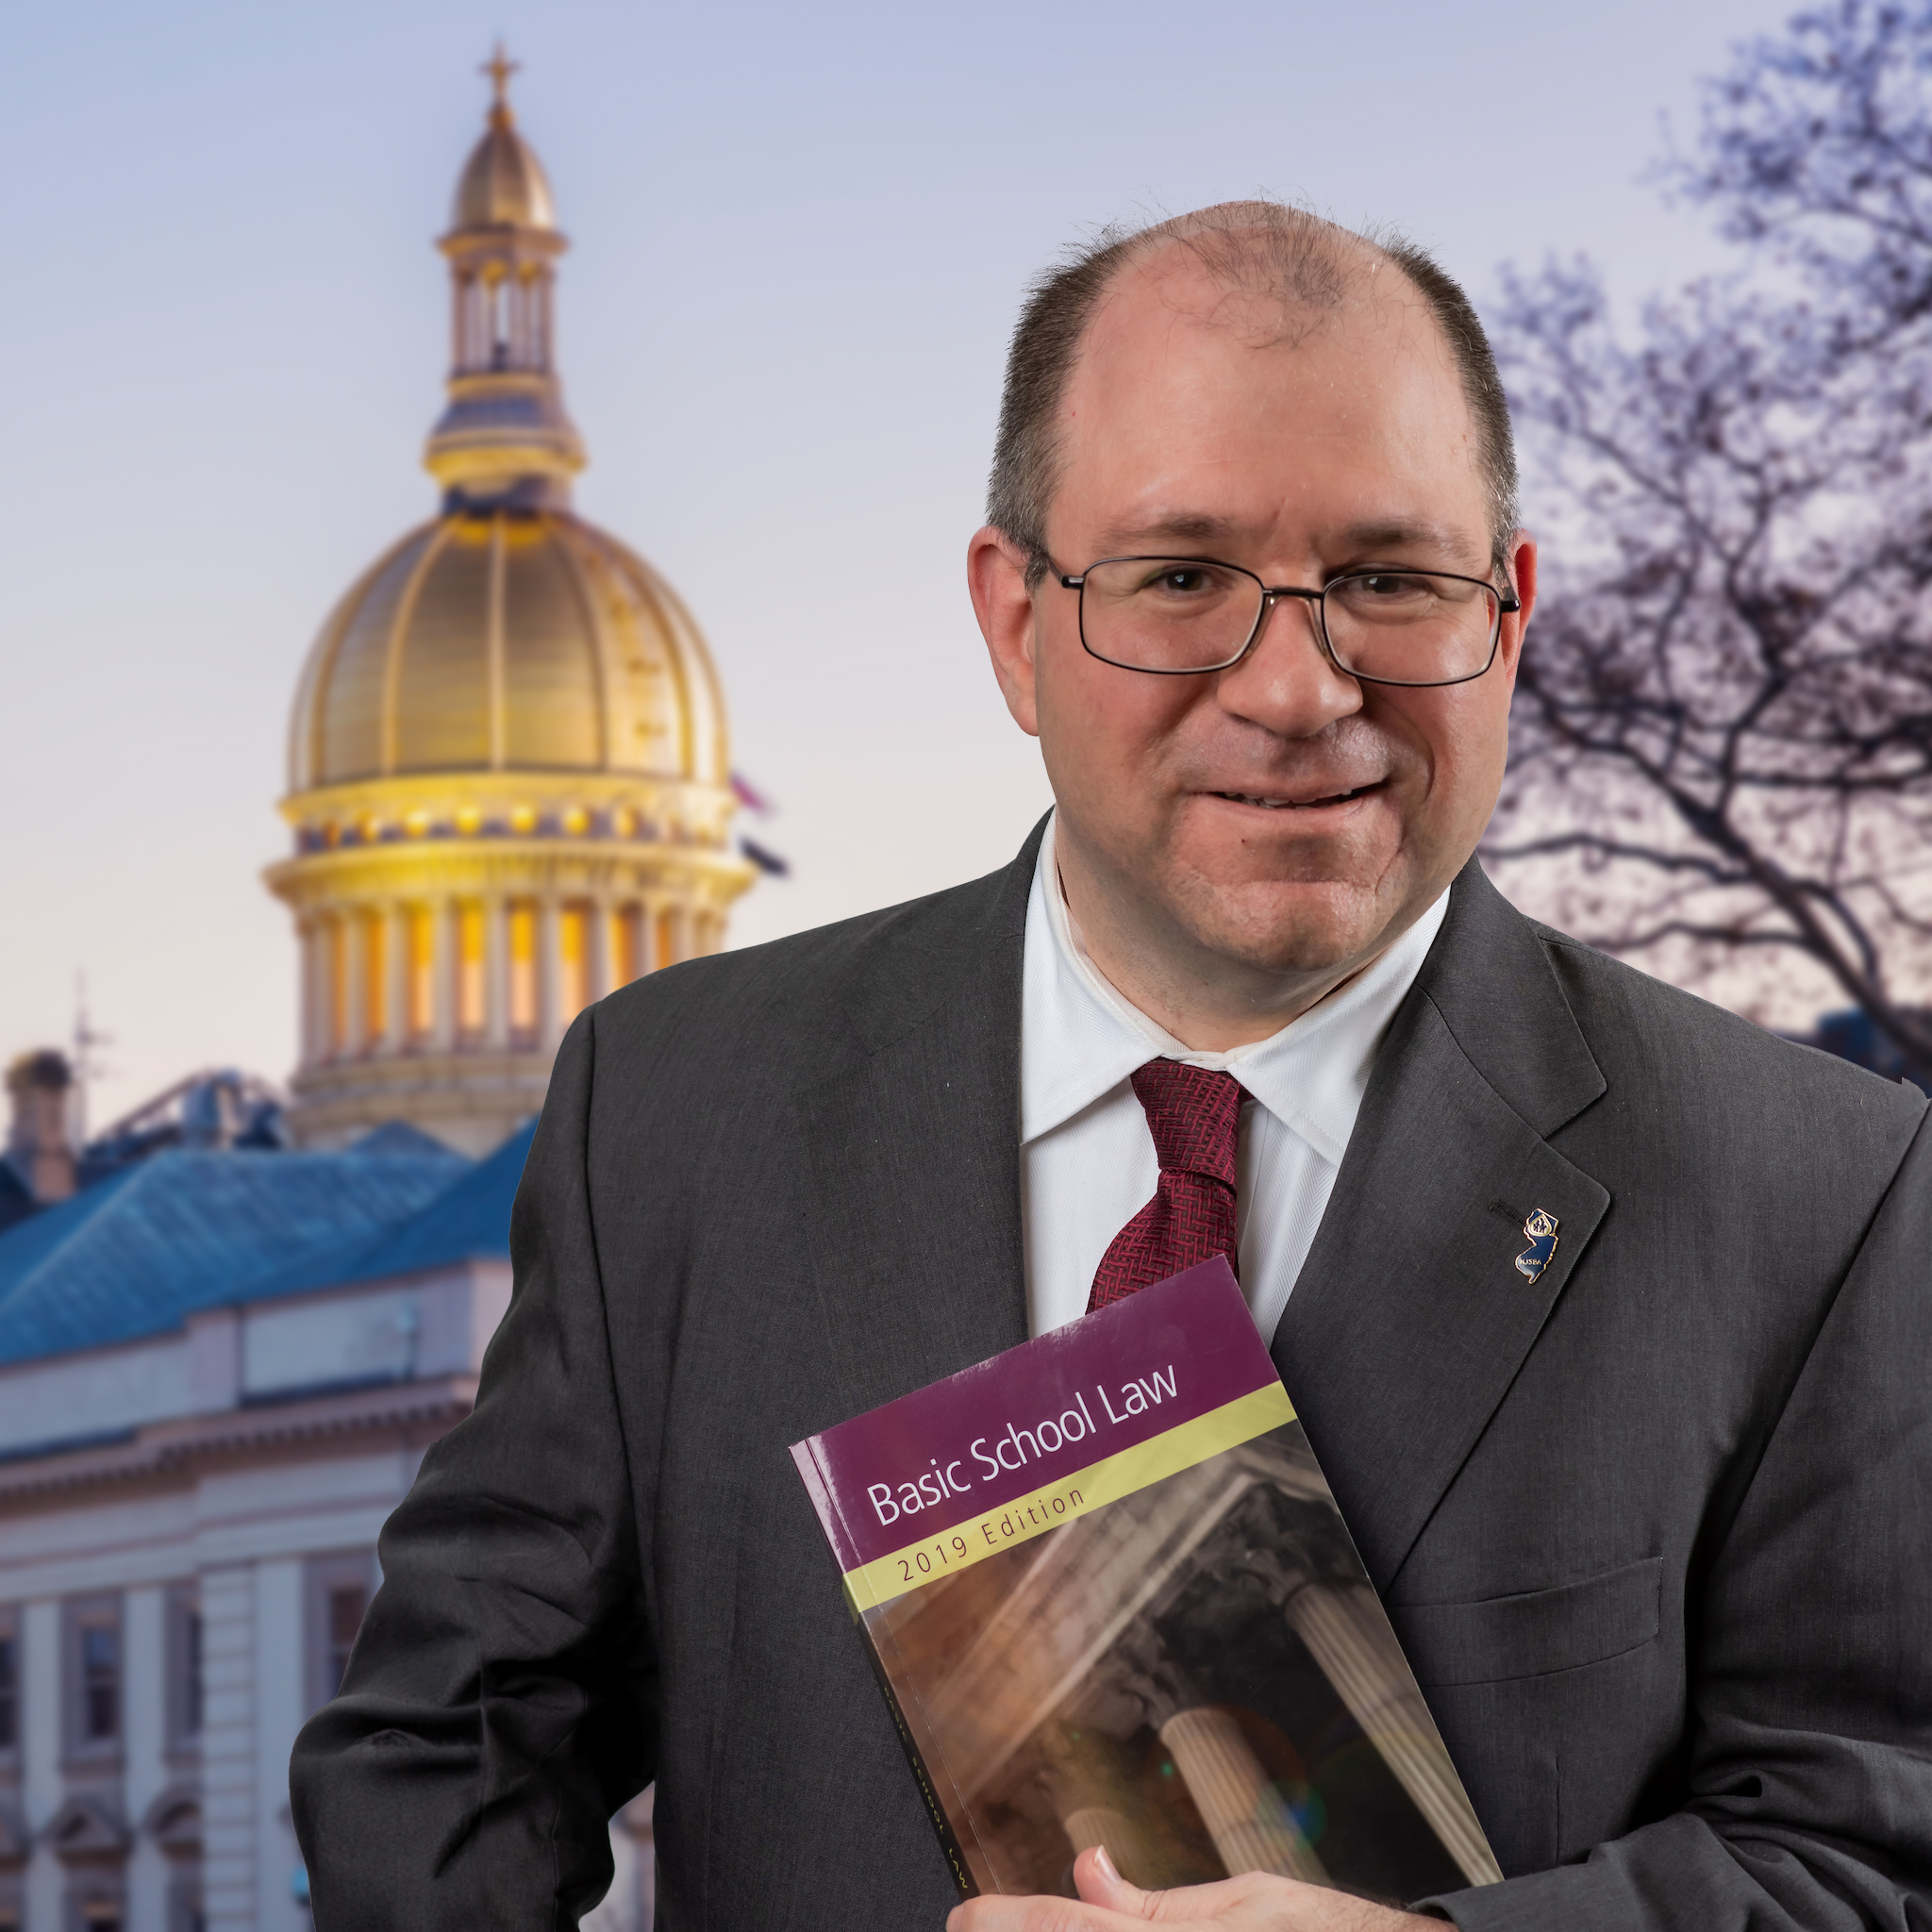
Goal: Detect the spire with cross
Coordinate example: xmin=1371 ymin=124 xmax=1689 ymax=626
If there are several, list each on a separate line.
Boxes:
xmin=482 ymin=41 xmax=520 ymax=125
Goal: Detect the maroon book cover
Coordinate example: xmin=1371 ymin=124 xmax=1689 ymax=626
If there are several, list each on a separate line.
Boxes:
xmin=790 ymin=1257 xmax=1501 ymax=1905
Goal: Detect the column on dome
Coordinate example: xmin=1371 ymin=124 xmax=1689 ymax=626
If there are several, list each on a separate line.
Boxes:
xmin=512 ymin=899 xmax=545 ymax=1043
xmin=343 ymin=913 xmax=370 ymax=1057
xmin=605 ymin=900 xmax=638 ymax=991
xmin=585 ymin=896 xmax=613 ymax=1006
xmin=539 ymin=897 xmax=565 ymax=1051
xmin=454 ymin=899 xmax=483 ymax=1044
xmin=298 ymin=921 xmax=321 ymax=1065
xmin=328 ymin=918 xmax=346 ymax=1058
xmin=453 ymin=269 xmax=474 ymax=370
xmin=637 ymin=903 xmax=655 ymax=979
xmin=315 ymin=914 xmax=344 ymax=1062
xmin=485 ymin=895 xmax=510 ymax=1050
xmin=405 ymin=903 xmax=435 ymax=1046
xmin=360 ymin=907 xmax=387 ymax=1051
xmin=661 ymin=903 xmax=692 ymax=970
xmin=557 ymin=899 xmax=591 ymax=1026
xmin=431 ymin=898 xmax=458 ymax=1053
xmin=380 ymin=903 xmax=408 ymax=1054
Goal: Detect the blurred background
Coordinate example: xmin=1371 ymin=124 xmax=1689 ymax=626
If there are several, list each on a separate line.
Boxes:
xmin=2 ymin=0 xmax=1796 ymax=1121
xmin=7 ymin=7 xmax=1932 ymax=1929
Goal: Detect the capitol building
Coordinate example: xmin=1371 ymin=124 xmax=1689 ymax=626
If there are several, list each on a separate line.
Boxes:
xmin=0 ymin=59 xmax=739 ymax=1932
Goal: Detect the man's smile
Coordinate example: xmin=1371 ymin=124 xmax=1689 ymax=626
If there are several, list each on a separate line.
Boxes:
xmin=1205 ymin=779 xmax=1389 ymax=812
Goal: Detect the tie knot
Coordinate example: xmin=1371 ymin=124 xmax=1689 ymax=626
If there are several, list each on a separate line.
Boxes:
xmin=1129 ymin=1059 xmax=1243 ymax=1189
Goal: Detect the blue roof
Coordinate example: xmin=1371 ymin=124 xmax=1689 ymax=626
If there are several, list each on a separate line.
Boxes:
xmin=237 ymin=1119 xmax=534 ymax=1303
xmin=0 ymin=1138 xmax=475 ymax=1369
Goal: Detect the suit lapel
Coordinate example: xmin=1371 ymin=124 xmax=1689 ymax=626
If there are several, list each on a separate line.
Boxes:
xmin=1273 ymin=861 xmax=1611 ymax=1594
xmin=796 ymin=829 xmax=1041 ymax=1419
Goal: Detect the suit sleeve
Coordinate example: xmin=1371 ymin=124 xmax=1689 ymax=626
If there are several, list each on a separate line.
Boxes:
xmin=290 ymin=1012 xmax=654 ymax=1929
xmin=1426 ymin=1110 xmax=1932 ymax=1931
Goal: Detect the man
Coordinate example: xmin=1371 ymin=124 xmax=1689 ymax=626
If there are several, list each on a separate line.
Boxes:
xmin=291 ymin=206 xmax=1932 ymax=1930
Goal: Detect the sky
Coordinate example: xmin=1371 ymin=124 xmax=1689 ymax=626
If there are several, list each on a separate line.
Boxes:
xmin=0 ymin=0 xmax=1794 ymax=1126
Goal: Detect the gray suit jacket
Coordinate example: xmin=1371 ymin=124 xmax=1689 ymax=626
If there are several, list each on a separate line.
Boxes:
xmin=291 ymin=824 xmax=1932 ymax=1930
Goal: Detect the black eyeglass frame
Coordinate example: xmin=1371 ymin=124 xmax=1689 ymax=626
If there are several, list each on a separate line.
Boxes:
xmin=1055 ymin=555 xmax=1522 ymax=687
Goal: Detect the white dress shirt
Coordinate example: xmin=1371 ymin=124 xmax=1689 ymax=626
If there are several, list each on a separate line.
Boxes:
xmin=1021 ymin=812 xmax=1449 ymax=1343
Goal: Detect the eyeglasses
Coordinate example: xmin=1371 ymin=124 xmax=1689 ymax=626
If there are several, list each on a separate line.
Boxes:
xmin=1056 ymin=556 xmax=1520 ymax=686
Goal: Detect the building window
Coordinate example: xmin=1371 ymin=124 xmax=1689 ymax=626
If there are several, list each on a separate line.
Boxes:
xmin=508 ymin=901 xmax=538 ymax=1038
xmin=83 ymin=1627 xmax=118 ymax=1740
xmin=66 ymin=1887 xmax=124 ymax=1932
xmin=166 ymin=1587 xmax=203 ymax=1753
xmin=64 ymin=1595 xmax=122 ymax=1759
xmin=305 ymin=1553 xmax=377 ymax=1714
xmin=0 ymin=1610 xmax=17 ymax=1757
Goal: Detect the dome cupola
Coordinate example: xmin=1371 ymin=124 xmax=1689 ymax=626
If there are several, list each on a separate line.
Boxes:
xmin=267 ymin=56 xmax=754 ymax=1157
xmin=425 ymin=45 xmax=583 ymax=510
xmin=452 ymin=52 xmax=558 ymax=231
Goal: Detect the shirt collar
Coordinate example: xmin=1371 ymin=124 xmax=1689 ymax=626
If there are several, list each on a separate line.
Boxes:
xmin=1020 ymin=811 xmax=1449 ymax=1165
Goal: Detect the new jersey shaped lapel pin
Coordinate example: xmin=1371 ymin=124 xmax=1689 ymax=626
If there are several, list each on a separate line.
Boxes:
xmin=1514 ymin=1208 xmax=1560 ymax=1285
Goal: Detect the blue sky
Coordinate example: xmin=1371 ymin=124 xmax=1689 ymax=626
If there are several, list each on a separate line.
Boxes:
xmin=0 ymin=0 xmax=1789 ymax=1120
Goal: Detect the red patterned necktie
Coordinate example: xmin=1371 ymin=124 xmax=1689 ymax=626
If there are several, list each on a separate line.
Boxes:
xmin=1087 ymin=1059 xmax=1245 ymax=1314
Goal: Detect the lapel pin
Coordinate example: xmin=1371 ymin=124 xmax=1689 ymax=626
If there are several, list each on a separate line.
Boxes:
xmin=1514 ymin=1208 xmax=1560 ymax=1286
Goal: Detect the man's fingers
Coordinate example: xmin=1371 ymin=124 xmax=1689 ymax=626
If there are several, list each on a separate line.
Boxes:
xmin=946 ymin=1860 xmax=1434 ymax=1931
xmin=1071 ymin=1846 xmax=1256 ymax=1922
xmin=1071 ymin=1845 xmax=1151 ymax=1917
xmin=947 ymin=1892 xmax=1147 ymax=1932
xmin=947 ymin=1854 xmax=1322 ymax=1931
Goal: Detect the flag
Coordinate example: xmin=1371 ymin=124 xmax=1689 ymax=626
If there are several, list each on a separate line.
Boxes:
xmin=741 ymin=838 xmax=791 ymax=878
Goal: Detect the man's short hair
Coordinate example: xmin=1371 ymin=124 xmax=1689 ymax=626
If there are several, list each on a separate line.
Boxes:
xmin=987 ymin=201 xmax=1520 ymax=584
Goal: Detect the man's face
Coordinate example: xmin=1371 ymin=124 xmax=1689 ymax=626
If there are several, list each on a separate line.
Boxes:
xmin=974 ymin=242 xmax=1534 ymax=995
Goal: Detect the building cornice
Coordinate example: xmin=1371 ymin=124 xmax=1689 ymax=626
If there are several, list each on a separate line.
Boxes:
xmin=0 ymin=1374 xmax=477 ymax=1513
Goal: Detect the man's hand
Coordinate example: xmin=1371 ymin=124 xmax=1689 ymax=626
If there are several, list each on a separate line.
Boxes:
xmin=947 ymin=1846 xmax=1436 ymax=1930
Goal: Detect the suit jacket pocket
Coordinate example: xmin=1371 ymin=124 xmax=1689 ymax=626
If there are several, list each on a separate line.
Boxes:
xmin=1395 ymin=1555 xmax=1662 ymax=1688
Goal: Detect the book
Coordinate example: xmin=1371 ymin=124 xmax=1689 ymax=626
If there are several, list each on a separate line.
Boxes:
xmin=789 ymin=1256 xmax=1502 ymax=1906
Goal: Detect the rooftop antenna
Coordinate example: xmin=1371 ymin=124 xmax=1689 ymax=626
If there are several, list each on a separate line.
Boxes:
xmin=71 ymin=972 xmax=113 ymax=1150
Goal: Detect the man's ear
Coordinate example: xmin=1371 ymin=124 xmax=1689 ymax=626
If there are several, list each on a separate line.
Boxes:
xmin=967 ymin=525 xmax=1041 ymax=738
xmin=1493 ymin=530 xmax=1538 ymax=692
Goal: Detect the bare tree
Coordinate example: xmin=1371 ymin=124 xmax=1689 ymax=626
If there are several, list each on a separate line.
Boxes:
xmin=1486 ymin=2 xmax=1932 ymax=1069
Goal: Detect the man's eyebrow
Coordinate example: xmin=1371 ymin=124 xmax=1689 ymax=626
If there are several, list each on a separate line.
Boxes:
xmin=1336 ymin=517 xmax=1482 ymax=559
xmin=1092 ymin=513 xmax=1249 ymax=552
xmin=1088 ymin=513 xmax=1489 ymax=562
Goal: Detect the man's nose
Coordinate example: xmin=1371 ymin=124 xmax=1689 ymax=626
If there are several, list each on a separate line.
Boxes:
xmin=1215 ymin=592 xmax=1363 ymax=736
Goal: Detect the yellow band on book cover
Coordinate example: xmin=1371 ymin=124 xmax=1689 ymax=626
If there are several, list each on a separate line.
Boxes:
xmin=842 ymin=1381 xmax=1295 ymax=1612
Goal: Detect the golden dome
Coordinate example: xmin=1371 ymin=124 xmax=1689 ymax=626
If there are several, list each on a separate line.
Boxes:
xmin=452 ymin=115 xmax=556 ymax=232
xmin=287 ymin=508 xmax=728 ymax=791
xmin=268 ymin=53 xmax=753 ymax=1159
